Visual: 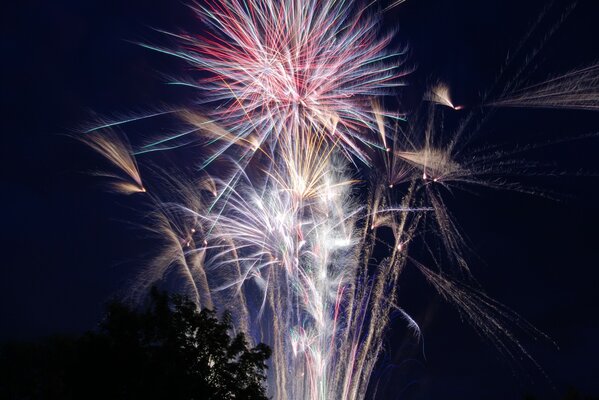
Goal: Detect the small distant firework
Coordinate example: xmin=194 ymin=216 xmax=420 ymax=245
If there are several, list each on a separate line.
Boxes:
xmin=425 ymin=83 xmax=462 ymax=110
xmin=76 ymin=129 xmax=145 ymax=194
xmin=397 ymin=148 xmax=461 ymax=180
xmin=489 ymin=63 xmax=599 ymax=111
xmin=79 ymin=1 xmax=596 ymax=399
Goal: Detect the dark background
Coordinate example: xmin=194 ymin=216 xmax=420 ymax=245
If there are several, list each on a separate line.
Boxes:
xmin=1 ymin=0 xmax=598 ymax=399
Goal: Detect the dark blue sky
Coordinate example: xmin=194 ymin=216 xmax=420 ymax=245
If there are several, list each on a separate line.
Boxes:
xmin=1 ymin=0 xmax=598 ymax=399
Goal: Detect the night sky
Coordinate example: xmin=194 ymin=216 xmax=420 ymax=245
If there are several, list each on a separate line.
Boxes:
xmin=2 ymin=0 xmax=599 ymax=399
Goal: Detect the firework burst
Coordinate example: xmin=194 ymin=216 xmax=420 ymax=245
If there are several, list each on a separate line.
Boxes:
xmin=139 ymin=0 xmax=410 ymax=165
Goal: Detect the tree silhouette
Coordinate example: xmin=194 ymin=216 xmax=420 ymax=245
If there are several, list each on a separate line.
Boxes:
xmin=0 ymin=289 xmax=271 ymax=400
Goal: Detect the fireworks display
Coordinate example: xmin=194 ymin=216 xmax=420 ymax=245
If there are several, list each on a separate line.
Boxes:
xmin=78 ymin=1 xmax=596 ymax=399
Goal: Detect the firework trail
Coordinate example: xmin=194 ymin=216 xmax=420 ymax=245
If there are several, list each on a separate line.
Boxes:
xmin=79 ymin=1 xmax=596 ymax=399
xmin=424 ymin=83 xmax=462 ymax=110
xmin=489 ymin=63 xmax=599 ymax=111
xmin=76 ymin=129 xmax=145 ymax=195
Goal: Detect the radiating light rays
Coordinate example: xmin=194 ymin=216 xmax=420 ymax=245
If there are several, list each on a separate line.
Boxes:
xmin=397 ymin=148 xmax=462 ymax=181
xmin=424 ymin=83 xmax=462 ymax=110
xmin=139 ymin=0 xmax=410 ymax=165
xmin=489 ymin=63 xmax=599 ymax=111
xmin=267 ymin=126 xmax=361 ymax=204
xmin=198 ymin=155 xmax=363 ymax=399
xmin=76 ymin=129 xmax=145 ymax=194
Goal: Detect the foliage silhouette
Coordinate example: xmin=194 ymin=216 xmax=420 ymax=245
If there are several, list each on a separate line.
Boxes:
xmin=0 ymin=288 xmax=271 ymax=400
